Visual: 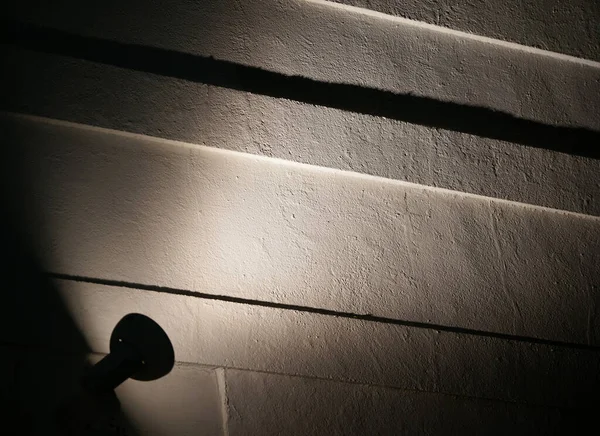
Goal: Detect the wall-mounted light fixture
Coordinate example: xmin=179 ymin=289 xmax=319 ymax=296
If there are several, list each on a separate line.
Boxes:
xmin=82 ymin=313 xmax=175 ymax=393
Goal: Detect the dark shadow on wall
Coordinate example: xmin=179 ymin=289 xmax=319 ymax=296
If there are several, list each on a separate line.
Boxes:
xmin=0 ymin=123 xmax=140 ymax=435
xmin=1 ymin=14 xmax=598 ymax=435
xmin=1 ymin=20 xmax=599 ymax=160
xmin=42 ymin=273 xmax=600 ymax=353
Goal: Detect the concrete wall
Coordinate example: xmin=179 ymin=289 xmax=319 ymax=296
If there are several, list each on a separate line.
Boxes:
xmin=2 ymin=0 xmax=599 ymax=434
xmin=332 ymin=0 xmax=600 ymax=61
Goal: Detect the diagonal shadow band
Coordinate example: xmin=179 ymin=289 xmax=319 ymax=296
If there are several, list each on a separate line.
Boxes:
xmin=47 ymin=272 xmax=600 ymax=353
xmin=2 ymin=20 xmax=599 ymax=159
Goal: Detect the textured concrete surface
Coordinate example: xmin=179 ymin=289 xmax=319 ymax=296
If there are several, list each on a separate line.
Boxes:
xmin=6 ymin=0 xmax=600 ymax=130
xmin=54 ymin=279 xmax=600 ymax=409
xmin=4 ymin=48 xmax=600 ymax=216
xmin=3 ymin=0 xmax=599 ymax=432
xmin=331 ymin=0 xmax=600 ymax=61
xmin=5 ymin=113 xmax=599 ymax=345
xmin=113 ymin=361 xmax=224 ymax=436
xmin=224 ymin=369 xmax=585 ymax=435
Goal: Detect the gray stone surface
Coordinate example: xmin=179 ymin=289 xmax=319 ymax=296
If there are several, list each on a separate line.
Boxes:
xmin=224 ymin=369 xmax=585 ymax=435
xmin=54 ymin=279 xmax=600 ymax=408
xmin=6 ymin=0 xmax=600 ymax=130
xmin=3 ymin=48 xmax=600 ymax=216
xmin=4 ymin=113 xmax=599 ymax=345
xmin=332 ymin=0 xmax=600 ymax=61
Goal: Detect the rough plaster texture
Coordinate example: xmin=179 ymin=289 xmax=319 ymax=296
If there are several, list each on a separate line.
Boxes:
xmin=55 ymin=279 xmax=600 ymax=409
xmin=6 ymin=0 xmax=600 ymax=131
xmin=332 ymin=0 xmax=600 ymax=61
xmin=5 ymin=113 xmax=599 ymax=346
xmin=4 ymin=48 xmax=600 ymax=216
xmin=3 ymin=0 xmax=599 ymax=431
xmin=224 ymin=369 xmax=584 ymax=435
